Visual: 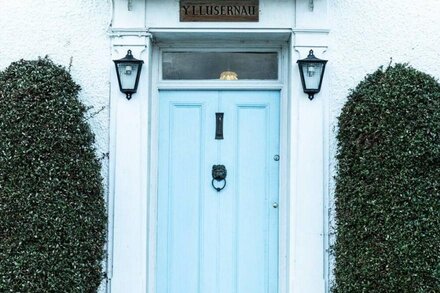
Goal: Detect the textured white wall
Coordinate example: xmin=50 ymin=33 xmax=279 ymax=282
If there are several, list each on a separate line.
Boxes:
xmin=328 ymin=0 xmax=440 ymax=118
xmin=0 ymin=0 xmax=111 ymax=291
xmin=0 ymin=0 xmax=111 ymax=165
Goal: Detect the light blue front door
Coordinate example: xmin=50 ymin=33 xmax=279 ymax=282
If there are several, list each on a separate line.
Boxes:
xmin=157 ymin=90 xmax=280 ymax=293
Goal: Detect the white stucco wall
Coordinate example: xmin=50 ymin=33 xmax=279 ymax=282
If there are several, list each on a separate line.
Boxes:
xmin=0 ymin=0 xmax=111 ymax=164
xmin=328 ymin=0 xmax=440 ymax=120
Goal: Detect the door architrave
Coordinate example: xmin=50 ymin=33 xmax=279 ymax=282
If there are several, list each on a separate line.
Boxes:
xmin=147 ymin=37 xmax=291 ymax=293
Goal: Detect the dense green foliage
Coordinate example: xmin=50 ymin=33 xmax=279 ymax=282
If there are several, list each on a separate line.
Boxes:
xmin=333 ymin=64 xmax=440 ymax=292
xmin=0 ymin=58 xmax=106 ymax=292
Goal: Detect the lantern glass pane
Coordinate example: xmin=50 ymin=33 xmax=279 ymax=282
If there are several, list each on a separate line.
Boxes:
xmin=117 ymin=63 xmax=139 ymax=90
xmin=162 ymin=52 xmax=278 ymax=80
xmin=301 ymin=62 xmax=324 ymax=90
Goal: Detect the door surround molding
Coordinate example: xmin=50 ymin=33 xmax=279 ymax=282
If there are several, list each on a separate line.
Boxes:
xmin=148 ymin=38 xmax=290 ymax=293
xmin=108 ymin=28 xmax=330 ymax=293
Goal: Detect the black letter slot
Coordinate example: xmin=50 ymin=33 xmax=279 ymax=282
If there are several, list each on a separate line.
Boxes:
xmin=215 ymin=112 xmax=224 ymax=140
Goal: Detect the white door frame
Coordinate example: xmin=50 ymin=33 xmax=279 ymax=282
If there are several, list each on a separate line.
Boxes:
xmin=108 ymin=28 xmax=330 ymax=293
xmin=147 ymin=38 xmax=290 ymax=293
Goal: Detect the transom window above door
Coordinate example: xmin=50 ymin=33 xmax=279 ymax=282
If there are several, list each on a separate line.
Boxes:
xmin=162 ymin=51 xmax=278 ymax=80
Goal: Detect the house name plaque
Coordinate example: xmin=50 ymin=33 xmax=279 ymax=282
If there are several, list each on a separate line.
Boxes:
xmin=180 ymin=0 xmax=259 ymax=22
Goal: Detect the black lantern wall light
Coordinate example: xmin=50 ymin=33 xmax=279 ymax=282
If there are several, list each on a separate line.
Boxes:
xmin=297 ymin=50 xmax=327 ymax=100
xmin=113 ymin=50 xmax=144 ymax=100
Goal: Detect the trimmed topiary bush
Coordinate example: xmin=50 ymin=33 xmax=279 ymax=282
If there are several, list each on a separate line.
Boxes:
xmin=333 ymin=64 xmax=440 ymax=292
xmin=0 ymin=58 xmax=106 ymax=292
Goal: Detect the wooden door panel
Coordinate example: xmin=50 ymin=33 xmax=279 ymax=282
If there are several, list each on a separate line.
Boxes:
xmin=157 ymin=90 xmax=279 ymax=293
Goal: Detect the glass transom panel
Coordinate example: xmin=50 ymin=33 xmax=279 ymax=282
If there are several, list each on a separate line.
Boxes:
xmin=162 ymin=52 xmax=278 ymax=80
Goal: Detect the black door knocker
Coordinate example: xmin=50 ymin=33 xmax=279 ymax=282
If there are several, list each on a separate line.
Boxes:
xmin=212 ymin=165 xmax=227 ymax=192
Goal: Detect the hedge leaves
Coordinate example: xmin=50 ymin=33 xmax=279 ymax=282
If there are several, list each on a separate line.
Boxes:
xmin=0 ymin=58 xmax=106 ymax=292
xmin=333 ymin=64 xmax=440 ymax=292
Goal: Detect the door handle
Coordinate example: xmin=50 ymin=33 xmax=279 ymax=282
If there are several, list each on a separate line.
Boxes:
xmin=212 ymin=165 xmax=227 ymax=192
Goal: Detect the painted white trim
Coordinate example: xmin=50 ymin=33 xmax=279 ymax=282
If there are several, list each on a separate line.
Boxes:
xmin=109 ymin=28 xmax=330 ymax=293
xmin=149 ymin=28 xmax=328 ymax=45
xmin=146 ymin=38 xmax=291 ymax=293
xmin=278 ymin=42 xmax=291 ymax=293
xmin=150 ymin=28 xmax=330 ymax=34
xmin=156 ymin=83 xmax=284 ymax=90
xmin=146 ymin=44 xmax=159 ymax=293
xmin=150 ymin=28 xmax=294 ymax=33
xmin=289 ymin=44 xmax=328 ymax=293
xmin=292 ymin=28 xmax=330 ymax=34
xmin=109 ymin=38 xmax=151 ymax=293
xmin=320 ymin=48 xmax=332 ymax=293
xmin=107 ymin=28 xmax=331 ymax=36
xmin=108 ymin=31 xmax=152 ymax=38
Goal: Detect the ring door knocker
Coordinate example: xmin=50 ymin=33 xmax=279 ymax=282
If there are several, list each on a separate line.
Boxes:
xmin=212 ymin=165 xmax=227 ymax=192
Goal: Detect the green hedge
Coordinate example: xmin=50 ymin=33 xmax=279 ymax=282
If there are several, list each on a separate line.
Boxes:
xmin=0 ymin=58 xmax=106 ymax=292
xmin=333 ymin=64 xmax=440 ymax=292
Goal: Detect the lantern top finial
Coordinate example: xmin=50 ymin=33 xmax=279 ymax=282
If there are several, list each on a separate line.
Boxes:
xmin=300 ymin=49 xmax=323 ymax=62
